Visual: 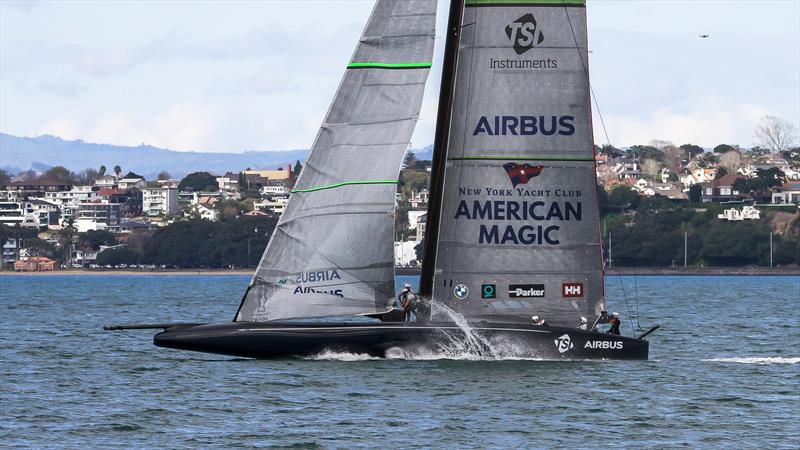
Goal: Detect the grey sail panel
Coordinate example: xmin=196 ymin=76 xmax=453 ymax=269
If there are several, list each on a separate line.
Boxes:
xmin=431 ymin=1 xmax=605 ymax=326
xmin=236 ymin=0 xmax=436 ymax=322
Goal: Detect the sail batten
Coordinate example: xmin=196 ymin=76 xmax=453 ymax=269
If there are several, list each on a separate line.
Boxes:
xmin=236 ymin=0 xmax=436 ymax=322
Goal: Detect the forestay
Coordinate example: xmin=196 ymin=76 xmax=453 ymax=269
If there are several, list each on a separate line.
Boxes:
xmin=236 ymin=0 xmax=436 ymax=321
xmin=429 ymin=0 xmax=605 ymax=326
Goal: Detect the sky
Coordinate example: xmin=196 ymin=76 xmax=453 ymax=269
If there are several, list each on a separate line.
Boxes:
xmin=1 ymin=0 xmax=798 ymax=153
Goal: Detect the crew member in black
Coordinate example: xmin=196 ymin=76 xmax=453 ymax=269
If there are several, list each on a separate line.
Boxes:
xmin=398 ymin=283 xmax=417 ymax=322
xmin=608 ymin=312 xmax=621 ymax=335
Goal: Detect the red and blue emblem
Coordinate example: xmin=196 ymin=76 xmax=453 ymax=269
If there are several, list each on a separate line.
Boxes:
xmin=502 ymin=163 xmax=544 ymax=187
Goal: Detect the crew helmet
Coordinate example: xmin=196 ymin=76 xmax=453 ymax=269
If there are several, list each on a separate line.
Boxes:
xmin=580 ymin=317 xmax=588 ymax=324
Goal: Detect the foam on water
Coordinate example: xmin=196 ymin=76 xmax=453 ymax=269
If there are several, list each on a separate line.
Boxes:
xmin=702 ymin=357 xmax=800 ymax=365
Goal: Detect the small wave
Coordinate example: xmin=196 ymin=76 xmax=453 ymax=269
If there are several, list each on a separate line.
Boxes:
xmin=703 ymin=357 xmax=800 ymax=365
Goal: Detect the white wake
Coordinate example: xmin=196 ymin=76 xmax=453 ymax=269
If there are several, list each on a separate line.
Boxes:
xmin=307 ymin=302 xmax=545 ymax=361
xmin=703 ymin=357 xmax=800 ymax=365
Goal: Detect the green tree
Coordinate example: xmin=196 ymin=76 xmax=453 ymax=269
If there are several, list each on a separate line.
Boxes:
xmin=628 ymin=145 xmax=664 ymax=161
xmin=58 ymin=217 xmax=78 ymax=265
xmin=80 ymin=230 xmax=118 ymax=250
xmin=293 ymin=161 xmax=303 ymax=178
xmin=713 ymin=144 xmax=735 ymax=154
xmin=608 ymin=186 xmax=640 ymax=210
xmin=733 ymin=168 xmax=786 ymax=202
xmin=688 ymin=184 xmax=702 ymax=203
xmin=99 ymin=165 xmax=107 ymax=176
xmin=113 ymin=165 xmax=122 ymax=178
xmin=0 ymin=169 xmax=10 ymax=184
xmin=179 ymin=171 xmax=218 ymax=192
xmin=680 ymin=144 xmax=704 ymax=159
xmin=157 ymin=171 xmax=171 ymax=180
xmin=123 ymin=171 xmax=143 ymax=179
xmin=97 ymin=247 xmax=141 ymax=266
xmin=24 ymin=238 xmax=57 ymax=259
xmin=43 ymin=166 xmax=76 ymax=184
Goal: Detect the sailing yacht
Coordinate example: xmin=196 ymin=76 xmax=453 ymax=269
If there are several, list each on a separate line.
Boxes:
xmin=107 ymin=0 xmax=657 ymax=360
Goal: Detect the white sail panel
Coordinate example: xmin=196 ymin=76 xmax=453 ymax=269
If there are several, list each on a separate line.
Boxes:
xmin=430 ymin=0 xmax=605 ymax=326
xmin=236 ymin=0 xmax=436 ymax=322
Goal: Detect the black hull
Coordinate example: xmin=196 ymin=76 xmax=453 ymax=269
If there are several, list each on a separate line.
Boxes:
xmin=154 ymin=322 xmax=649 ymax=360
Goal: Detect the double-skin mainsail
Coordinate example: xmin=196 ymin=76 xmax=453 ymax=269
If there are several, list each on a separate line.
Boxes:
xmin=421 ymin=0 xmax=605 ymax=327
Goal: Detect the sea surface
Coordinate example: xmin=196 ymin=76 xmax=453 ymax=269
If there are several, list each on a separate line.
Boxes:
xmin=1 ymin=275 xmax=798 ymax=448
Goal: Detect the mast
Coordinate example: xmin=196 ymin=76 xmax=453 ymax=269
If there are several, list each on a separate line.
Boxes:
xmin=419 ymin=0 xmax=465 ymax=298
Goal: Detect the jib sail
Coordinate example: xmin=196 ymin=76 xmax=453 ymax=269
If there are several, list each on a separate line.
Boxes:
xmin=423 ymin=0 xmax=605 ymax=326
xmin=235 ymin=0 xmax=436 ymax=321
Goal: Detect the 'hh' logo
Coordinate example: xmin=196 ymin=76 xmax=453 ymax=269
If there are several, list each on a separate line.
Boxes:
xmin=562 ymin=282 xmax=584 ymax=298
xmin=505 ymin=13 xmax=544 ymax=55
xmin=503 ymin=163 xmax=544 ymax=188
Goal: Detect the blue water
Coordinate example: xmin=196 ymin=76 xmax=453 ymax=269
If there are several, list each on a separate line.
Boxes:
xmin=1 ymin=275 xmax=798 ymax=448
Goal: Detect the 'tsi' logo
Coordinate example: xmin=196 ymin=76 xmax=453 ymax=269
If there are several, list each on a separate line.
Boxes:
xmin=554 ymin=334 xmax=574 ymax=353
xmin=505 ymin=13 xmax=544 ymax=55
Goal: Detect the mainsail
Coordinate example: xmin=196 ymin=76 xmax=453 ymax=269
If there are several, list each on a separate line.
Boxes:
xmin=236 ymin=0 xmax=436 ymax=321
xmin=422 ymin=0 xmax=605 ymax=326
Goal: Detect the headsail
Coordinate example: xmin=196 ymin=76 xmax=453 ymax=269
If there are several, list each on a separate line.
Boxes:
xmin=422 ymin=0 xmax=605 ymax=326
xmin=236 ymin=0 xmax=436 ymax=322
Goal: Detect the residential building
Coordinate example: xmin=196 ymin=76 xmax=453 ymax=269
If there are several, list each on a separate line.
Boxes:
xmin=98 ymin=188 xmax=142 ymax=217
xmin=680 ymin=167 xmax=717 ymax=189
xmin=410 ymin=189 xmax=429 ymax=208
xmin=1 ymin=181 xmax=72 ymax=197
xmin=94 ymin=175 xmax=117 ymax=188
xmin=718 ymin=206 xmax=761 ymax=221
xmin=394 ymin=240 xmax=420 ymax=266
xmin=0 ymin=201 xmax=44 ymax=228
xmin=27 ymin=199 xmax=60 ymax=228
xmin=416 ymin=213 xmax=427 ymax=241
xmin=2 ymin=238 xmax=23 ymax=267
xmin=189 ymin=203 xmax=220 ymax=221
xmin=216 ymin=172 xmax=239 ymax=192
xmin=243 ymin=165 xmax=292 ymax=181
xmin=771 ymin=182 xmax=800 ymax=205
xmin=254 ymin=197 xmax=289 ymax=215
xmin=407 ymin=210 xmax=426 ymax=230
xmin=14 ymin=256 xmax=56 ymax=271
xmin=44 ymin=186 xmax=99 ymax=220
xmin=260 ymin=182 xmax=291 ymax=196
xmin=701 ymin=174 xmax=745 ymax=203
xmin=156 ymin=179 xmax=180 ymax=189
xmin=142 ymin=187 xmax=179 ymax=216
xmin=116 ymin=177 xmax=147 ymax=190
xmin=77 ymin=201 xmax=122 ymax=227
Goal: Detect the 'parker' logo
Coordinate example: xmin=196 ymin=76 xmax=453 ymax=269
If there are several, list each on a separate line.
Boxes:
xmin=505 ymin=13 xmax=544 ymax=55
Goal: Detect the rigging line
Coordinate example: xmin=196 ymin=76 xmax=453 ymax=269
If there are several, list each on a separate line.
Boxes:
xmin=633 ymin=272 xmax=644 ymax=333
xmin=615 ymin=268 xmax=637 ymax=337
xmin=562 ymin=0 xmax=612 ymax=147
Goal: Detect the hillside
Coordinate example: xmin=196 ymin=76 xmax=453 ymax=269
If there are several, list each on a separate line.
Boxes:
xmin=0 ymin=133 xmax=435 ymax=179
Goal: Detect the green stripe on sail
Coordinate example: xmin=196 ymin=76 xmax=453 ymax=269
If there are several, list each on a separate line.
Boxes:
xmin=291 ymin=180 xmax=399 ymax=193
xmin=347 ymin=62 xmax=433 ymax=69
xmin=466 ymin=0 xmax=585 ymax=5
xmin=448 ymin=155 xmax=594 ymax=162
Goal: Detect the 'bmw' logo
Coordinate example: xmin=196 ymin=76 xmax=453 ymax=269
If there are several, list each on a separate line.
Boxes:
xmin=454 ymin=284 xmax=469 ymax=300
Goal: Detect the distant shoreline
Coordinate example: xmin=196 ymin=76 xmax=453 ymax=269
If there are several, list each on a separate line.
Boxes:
xmin=1 ymin=267 xmax=798 ymax=276
xmin=0 ymin=269 xmax=254 ymax=276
